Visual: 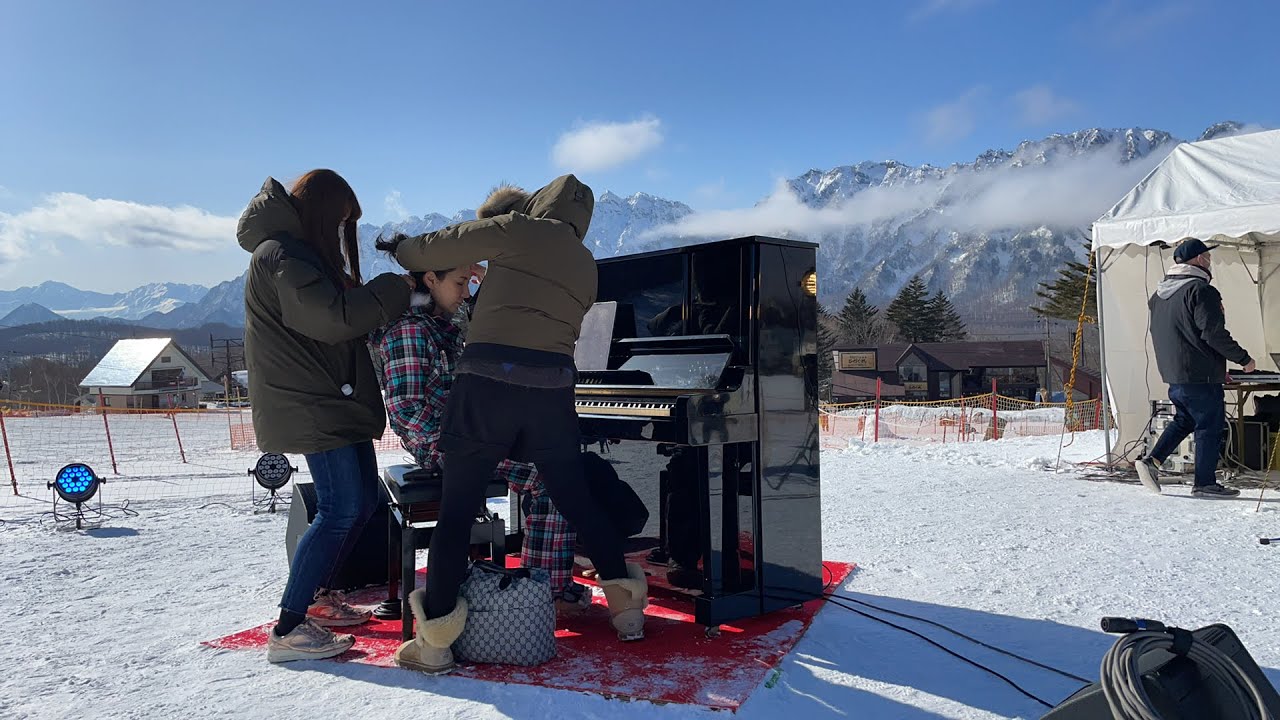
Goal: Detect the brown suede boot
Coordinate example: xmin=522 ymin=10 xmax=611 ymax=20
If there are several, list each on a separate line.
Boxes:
xmin=393 ymin=591 xmax=468 ymax=674
xmin=598 ymin=563 xmax=648 ymax=641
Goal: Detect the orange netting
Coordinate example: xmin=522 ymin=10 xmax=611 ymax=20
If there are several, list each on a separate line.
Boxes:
xmin=0 ymin=400 xmax=412 ymax=505
xmin=818 ymin=394 xmax=1107 ymax=449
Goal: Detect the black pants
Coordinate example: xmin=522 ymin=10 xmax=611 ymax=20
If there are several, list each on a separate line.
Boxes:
xmin=425 ymin=372 xmax=628 ymax=619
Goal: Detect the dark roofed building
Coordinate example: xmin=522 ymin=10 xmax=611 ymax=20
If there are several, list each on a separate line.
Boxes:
xmin=829 ymin=340 xmax=1099 ymax=403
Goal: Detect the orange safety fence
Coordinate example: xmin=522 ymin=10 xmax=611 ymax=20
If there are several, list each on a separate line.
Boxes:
xmin=0 ymin=400 xmax=413 ymax=505
xmin=818 ymin=394 xmax=1108 ymax=449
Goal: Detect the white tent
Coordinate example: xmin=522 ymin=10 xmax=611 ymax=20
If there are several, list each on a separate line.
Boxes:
xmin=1092 ymin=128 xmax=1280 ymax=463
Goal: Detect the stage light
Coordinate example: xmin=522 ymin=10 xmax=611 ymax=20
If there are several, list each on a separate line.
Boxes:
xmin=249 ymin=453 xmax=297 ymax=514
xmin=250 ymin=453 xmax=295 ymax=491
xmin=50 ymin=463 xmax=102 ymax=504
xmin=47 ymin=462 xmax=110 ymax=530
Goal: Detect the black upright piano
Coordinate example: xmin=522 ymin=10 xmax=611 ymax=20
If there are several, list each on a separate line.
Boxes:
xmin=573 ymin=235 xmax=823 ymax=629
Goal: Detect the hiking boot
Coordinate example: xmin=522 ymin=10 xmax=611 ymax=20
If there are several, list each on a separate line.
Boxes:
xmin=1192 ymin=483 xmax=1240 ymax=498
xmin=1134 ymin=457 xmax=1162 ymax=494
xmin=308 ymin=589 xmax=372 ymax=627
xmin=599 ymin=563 xmax=648 ymax=642
xmin=394 ymin=591 xmax=468 ymax=675
xmin=555 ymin=582 xmax=593 ymax=613
xmin=267 ymin=619 xmax=355 ymax=663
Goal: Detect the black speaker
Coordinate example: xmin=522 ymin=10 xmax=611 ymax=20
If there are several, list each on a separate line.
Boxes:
xmin=1041 ymin=624 xmax=1280 ymax=719
xmin=1241 ymin=421 xmax=1270 ymax=471
xmin=284 ymin=480 xmax=389 ymax=592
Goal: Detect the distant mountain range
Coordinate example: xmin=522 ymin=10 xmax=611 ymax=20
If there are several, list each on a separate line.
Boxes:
xmin=2 ymin=120 xmax=1261 ymax=331
xmin=0 ymin=281 xmax=209 ymax=325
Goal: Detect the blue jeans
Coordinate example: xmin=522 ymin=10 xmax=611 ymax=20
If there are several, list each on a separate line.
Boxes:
xmin=278 ymin=440 xmax=380 ymax=615
xmin=1148 ymin=384 xmax=1225 ymax=488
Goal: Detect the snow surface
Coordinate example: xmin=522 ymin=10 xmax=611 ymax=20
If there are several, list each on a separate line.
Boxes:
xmin=3 ymin=430 xmax=1279 ymax=719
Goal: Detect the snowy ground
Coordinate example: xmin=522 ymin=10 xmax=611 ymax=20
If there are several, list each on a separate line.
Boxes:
xmin=3 ymin=430 xmax=1279 ymax=719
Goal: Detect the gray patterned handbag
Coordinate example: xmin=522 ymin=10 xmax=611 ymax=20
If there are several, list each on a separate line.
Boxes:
xmin=452 ymin=560 xmax=557 ymax=666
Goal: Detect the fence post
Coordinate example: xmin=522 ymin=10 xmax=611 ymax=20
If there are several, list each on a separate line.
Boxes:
xmin=0 ymin=405 xmax=17 ymax=495
xmin=960 ymin=394 xmax=967 ymax=443
xmin=874 ymin=378 xmax=882 ymax=443
xmin=171 ymin=412 xmax=188 ymax=464
xmin=990 ymin=378 xmax=999 ymax=441
xmin=98 ymin=391 xmax=119 ymax=475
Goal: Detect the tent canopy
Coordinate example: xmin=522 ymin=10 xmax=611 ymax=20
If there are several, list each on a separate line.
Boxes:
xmin=1091 ymin=129 xmax=1280 ymax=462
xmin=1094 ymin=128 xmax=1280 ymax=250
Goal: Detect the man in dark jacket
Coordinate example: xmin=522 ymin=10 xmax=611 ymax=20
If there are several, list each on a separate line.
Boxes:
xmin=1135 ymin=238 xmax=1254 ymax=497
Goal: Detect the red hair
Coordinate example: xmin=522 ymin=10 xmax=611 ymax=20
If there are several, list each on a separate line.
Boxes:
xmin=288 ymin=169 xmax=363 ymax=285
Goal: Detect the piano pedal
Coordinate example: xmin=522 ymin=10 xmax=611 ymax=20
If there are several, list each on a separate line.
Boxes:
xmin=704 ymin=625 xmax=721 ymax=639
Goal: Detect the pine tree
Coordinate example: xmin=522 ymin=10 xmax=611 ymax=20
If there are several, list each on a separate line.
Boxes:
xmin=886 ymin=276 xmax=934 ymax=342
xmin=834 ymin=287 xmax=884 ymax=346
xmin=1032 ymin=242 xmax=1097 ymax=323
xmin=926 ymin=291 xmax=967 ymax=341
xmin=817 ymin=304 xmax=837 ymax=400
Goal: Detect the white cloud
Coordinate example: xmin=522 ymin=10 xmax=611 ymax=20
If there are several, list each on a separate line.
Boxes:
xmin=552 ymin=116 xmax=664 ymax=172
xmin=1013 ymin=85 xmax=1080 ymax=126
xmin=1084 ymin=0 xmax=1195 ymax=46
xmin=384 ymin=190 xmax=409 ymax=221
xmin=0 ymin=193 xmax=235 ymax=266
xmin=909 ymin=0 xmax=994 ymax=22
xmin=922 ymin=87 xmax=987 ymax=144
xmin=646 ymin=144 xmax=1173 ymax=242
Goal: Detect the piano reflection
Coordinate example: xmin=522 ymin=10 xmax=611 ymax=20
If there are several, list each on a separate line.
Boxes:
xmin=570 ymin=235 xmax=824 ymax=629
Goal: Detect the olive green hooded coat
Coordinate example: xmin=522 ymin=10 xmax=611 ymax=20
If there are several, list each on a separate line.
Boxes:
xmin=238 ymin=177 xmax=411 ymax=454
xmin=393 ymin=174 xmax=597 ymax=364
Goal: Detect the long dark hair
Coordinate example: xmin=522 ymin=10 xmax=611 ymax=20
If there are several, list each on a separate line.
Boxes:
xmin=289 ymin=169 xmax=363 ymax=285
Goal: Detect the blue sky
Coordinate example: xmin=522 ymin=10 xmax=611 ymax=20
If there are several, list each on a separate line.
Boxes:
xmin=1 ymin=0 xmax=1277 ymax=291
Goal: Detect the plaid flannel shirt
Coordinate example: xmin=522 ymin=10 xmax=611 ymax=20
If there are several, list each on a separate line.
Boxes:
xmin=371 ymin=305 xmax=577 ymax=592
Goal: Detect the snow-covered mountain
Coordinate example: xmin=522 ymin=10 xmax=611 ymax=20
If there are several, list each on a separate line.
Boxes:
xmin=0 ymin=281 xmax=209 ymax=321
xmin=38 ymin=120 xmax=1268 ymax=329
xmin=634 ymin=124 xmax=1260 ymax=315
xmin=137 ymin=276 xmax=243 ymax=328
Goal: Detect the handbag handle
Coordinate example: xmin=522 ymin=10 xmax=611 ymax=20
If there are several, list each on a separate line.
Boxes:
xmin=472 ymin=559 xmax=532 ymax=590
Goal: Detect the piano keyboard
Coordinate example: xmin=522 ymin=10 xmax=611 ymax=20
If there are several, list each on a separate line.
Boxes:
xmin=574 ymin=399 xmax=675 ymax=418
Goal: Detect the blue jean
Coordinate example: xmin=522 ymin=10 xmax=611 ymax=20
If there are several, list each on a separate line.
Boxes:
xmin=1148 ymin=383 xmax=1225 ymax=488
xmin=278 ymin=440 xmax=380 ymax=615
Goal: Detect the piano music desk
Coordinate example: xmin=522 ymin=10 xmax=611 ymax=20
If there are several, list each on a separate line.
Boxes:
xmin=1223 ymin=381 xmax=1280 ymax=470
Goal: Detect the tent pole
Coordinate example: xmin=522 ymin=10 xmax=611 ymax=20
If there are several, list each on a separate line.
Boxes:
xmin=1097 ymin=245 xmax=1114 ymax=470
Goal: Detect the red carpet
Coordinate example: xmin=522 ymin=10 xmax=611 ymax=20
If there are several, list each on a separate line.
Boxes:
xmin=204 ymin=558 xmax=854 ymax=711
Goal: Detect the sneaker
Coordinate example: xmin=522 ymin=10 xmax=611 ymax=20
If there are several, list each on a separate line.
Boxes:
xmin=308 ymin=589 xmax=372 ymax=627
xmin=555 ymin=582 xmax=593 ymax=613
xmin=1192 ymin=483 xmax=1240 ymax=498
xmin=1134 ymin=457 xmax=1162 ymax=494
xmin=267 ymin=619 xmax=355 ymax=663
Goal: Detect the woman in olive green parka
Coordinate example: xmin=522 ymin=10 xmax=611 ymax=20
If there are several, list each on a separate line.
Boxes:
xmin=238 ymin=169 xmax=412 ymax=664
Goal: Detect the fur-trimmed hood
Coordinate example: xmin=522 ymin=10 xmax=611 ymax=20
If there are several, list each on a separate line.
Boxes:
xmin=476 ymin=185 xmax=530 ymax=220
xmin=473 ymin=175 xmax=593 ymax=240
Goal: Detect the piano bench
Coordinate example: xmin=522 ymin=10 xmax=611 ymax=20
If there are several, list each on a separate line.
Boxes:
xmin=373 ymin=464 xmax=511 ymax=641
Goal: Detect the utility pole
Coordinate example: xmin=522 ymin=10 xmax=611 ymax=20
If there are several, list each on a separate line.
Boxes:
xmin=1043 ymin=317 xmax=1052 ymax=401
xmin=209 ymin=334 xmax=245 ymax=400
